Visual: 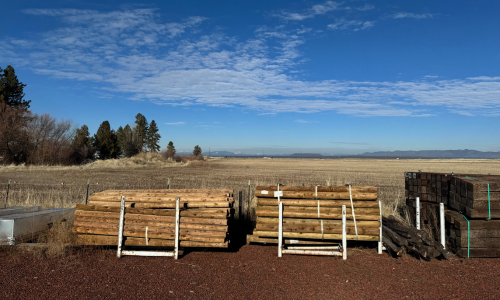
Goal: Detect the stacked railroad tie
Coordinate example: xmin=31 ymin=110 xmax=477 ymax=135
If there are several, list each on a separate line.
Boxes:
xmin=247 ymin=185 xmax=382 ymax=248
xmin=73 ymin=189 xmax=233 ymax=249
xmin=405 ymin=172 xmax=500 ymax=258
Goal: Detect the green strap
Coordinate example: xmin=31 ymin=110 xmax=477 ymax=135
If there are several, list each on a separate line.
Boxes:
xmin=459 ymin=211 xmax=470 ymax=259
xmin=466 ymin=176 xmax=490 ymax=219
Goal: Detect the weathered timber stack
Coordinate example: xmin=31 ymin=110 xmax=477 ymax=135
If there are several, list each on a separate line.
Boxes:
xmin=247 ymin=186 xmax=381 ymax=246
xmin=73 ymin=189 xmax=233 ymax=248
xmin=383 ymin=215 xmax=450 ymax=260
xmin=405 ymin=172 xmax=500 ymax=258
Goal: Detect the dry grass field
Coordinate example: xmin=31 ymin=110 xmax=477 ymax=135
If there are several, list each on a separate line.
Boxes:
xmin=2 ymin=156 xmax=500 ymax=215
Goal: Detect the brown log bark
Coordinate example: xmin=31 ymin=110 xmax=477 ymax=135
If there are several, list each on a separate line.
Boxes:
xmin=77 ymin=234 xmax=228 ymax=248
xmin=255 ymin=190 xmax=377 ymax=200
xmin=256 ymin=186 xmax=378 ymax=193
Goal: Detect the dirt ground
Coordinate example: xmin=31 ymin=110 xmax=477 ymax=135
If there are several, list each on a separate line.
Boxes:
xmin=1 ymin=245 xmax=499 ymax=299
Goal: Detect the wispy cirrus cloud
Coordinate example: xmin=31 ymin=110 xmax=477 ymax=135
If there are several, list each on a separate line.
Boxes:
xmin=327 ymin=19 xmax=374 ymax=31
xmin=165 ymin=122 xmax=186 ymax=126
xmin=275 ymin=1 xmax=341 ymax=21
xmin=2 ymin=8 xmax=500 ymax=117
xmin=392 ymin=12 xmax=434 ymax=19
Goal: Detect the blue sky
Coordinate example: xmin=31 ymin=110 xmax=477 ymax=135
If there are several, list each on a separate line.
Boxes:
xmin=1 ymin=0 xmax=500 ymax=155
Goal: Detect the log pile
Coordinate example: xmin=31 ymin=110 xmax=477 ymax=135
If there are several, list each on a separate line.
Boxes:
xmin=247 ymin=186 xmax=381 ymax=245
xmin=405 ymin=172 xmax=500 ymax=258
xmin=73 ymin=189 xmax=233 ymax=248
xmin=383 ymin=215 xmax=450 ymax=260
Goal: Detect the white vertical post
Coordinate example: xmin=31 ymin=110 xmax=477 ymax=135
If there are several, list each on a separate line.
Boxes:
xmin=416 ymin=197 xmax=421 ymax=230
xmin=342 ymin=205 xmax=347 ymax=260
xmin=278 ymin=201 xmax=283 ymax=258
xmin=378 ymin=201 xmax=382 ymax=254
xmin=174 ymin=197 xmax=180 ymax=260
xmin=117 ymin=196 xmax=126 ymax=258
xmin=440 ymin=203 xmax=445 ymax=249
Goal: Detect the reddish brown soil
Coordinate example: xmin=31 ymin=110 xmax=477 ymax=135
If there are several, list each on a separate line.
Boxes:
xmin=1 ymin=245 xmax=499 ymax=299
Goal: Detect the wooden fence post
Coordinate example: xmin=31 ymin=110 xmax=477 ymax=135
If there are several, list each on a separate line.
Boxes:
xmin=238 ymin=190 xmax=243 ymax=223
xmin=85 ymin=179 xmax=90 ymax=205
xmin=247 ymin=180 xmax=251 ymax=225
xmin=5 ymin=179 xmax=10 ymax=208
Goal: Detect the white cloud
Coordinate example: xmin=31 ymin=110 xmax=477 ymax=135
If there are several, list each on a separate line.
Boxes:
xmin=393 ymin=12 xmax=434 ymax=19
xmin=276 ymin=1 xmax=340 ymax=21
xmin=327 ymin=19 xmax=374 ymax=31
xmin=165 ymin=122 xmax=186 ymax=125
xmin=3 ymin=8 xmax=500 ymax=117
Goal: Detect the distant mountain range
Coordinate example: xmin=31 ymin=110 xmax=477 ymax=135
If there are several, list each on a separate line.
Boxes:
xmin=178 ymin=149 xmax=500 ymax=159
xmin=358 ymin=150 xmax=500 ymax=159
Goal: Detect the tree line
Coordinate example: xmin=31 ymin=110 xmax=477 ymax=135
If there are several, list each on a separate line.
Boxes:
xmin=0 ymin=65 xmax=202 ymax=165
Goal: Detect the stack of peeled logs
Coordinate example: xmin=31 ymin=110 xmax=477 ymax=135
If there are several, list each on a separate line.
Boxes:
xmin=73 ymin=189 xmax=233 ymax=248
xmin=247 ymin=185 xmax=381 ymax=246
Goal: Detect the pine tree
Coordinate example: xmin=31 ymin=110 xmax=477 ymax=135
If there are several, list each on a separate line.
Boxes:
xmin=146 ymin=120 xmax=161 ymax=152
xmin=93 ymin=121 xmax=120 ymax=159
xmin=116 ymin=126 xmax=126 ymax=153
xmin=0 ymin=65 xmax=32 ymax=164
xmin=123 ymin=124 xmax=139 ymax=157
xmin=134 ymin=113 xmax=148 ymax=152
xmin=193 ymin=145 xmax=202 ymax=156
xmin=0 ymin=65 xmax=31 ymax=108
xmin=166 ymin=141 xmax=176 ymax=158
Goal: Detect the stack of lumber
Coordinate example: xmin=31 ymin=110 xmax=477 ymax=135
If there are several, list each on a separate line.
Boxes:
xmin=73 ymin=189 xmax=233 ymax=248
xmin=405 ymin=172 xmax=451 ymax=205
xmin=247 ymin=185 xmax=381 ymax=245
xmin=405 ymin=172 xmax=500 ymax=258
xmin=445 ymin=210 xmax=500 ymax=258
xmin=383 ymin=215 xmax=450 ymax=260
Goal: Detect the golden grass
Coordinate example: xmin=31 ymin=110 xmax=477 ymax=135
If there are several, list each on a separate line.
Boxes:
xmin=1 ymin=157 xmax=500 ymax=256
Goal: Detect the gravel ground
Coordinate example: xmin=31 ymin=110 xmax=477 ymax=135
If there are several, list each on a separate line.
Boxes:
xmin=1 ymin=245 xmax=499 ymax=299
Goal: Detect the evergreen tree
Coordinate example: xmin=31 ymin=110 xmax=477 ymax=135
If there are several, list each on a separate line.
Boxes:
xmin=193 ymin=145 xmax=202 ymax=156
xmin=0 ymin=65 xmax=31 ymax=108
xmin=72 ymin=125 xmax=90 ymax=149
xmin=70 ymin=125 xmax=92 ymax=163
xmin=134 ymin=113 xmax=148 ymax=152
xmin=93 ymin=121 xmax=120 ymax=159
xmin=146 ymin=120 xmax=161 ymax=152
xmin=166 ymin=141 xmax=176 ymax=158
xmin=0 ymin=65 xmax=32 ymax=164
xmin=116 ymin=126 xmax=126 ymax=153
xmin=123 ymin=124 xmax=139 ymax=157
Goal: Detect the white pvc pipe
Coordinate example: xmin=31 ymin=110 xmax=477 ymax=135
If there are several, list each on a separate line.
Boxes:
xmin=342 ymin=205 xmax=347 ymax=260
xmin=117 ymin=196 xmax=126 ymax=258
xmin=174 ymin=197 xmax=180 ymax=260
xmin=440 ymin=203 xmax=445 ymax=249
xmin=416 ymin=197 xmax=421 ymax=230
xmin=278 ymin=201 xmax=283 ymax=257
xmin=378 ymin=201 xmax=382 ymax=254
xmin=278 ymin=201 xmax=283 ymax=258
